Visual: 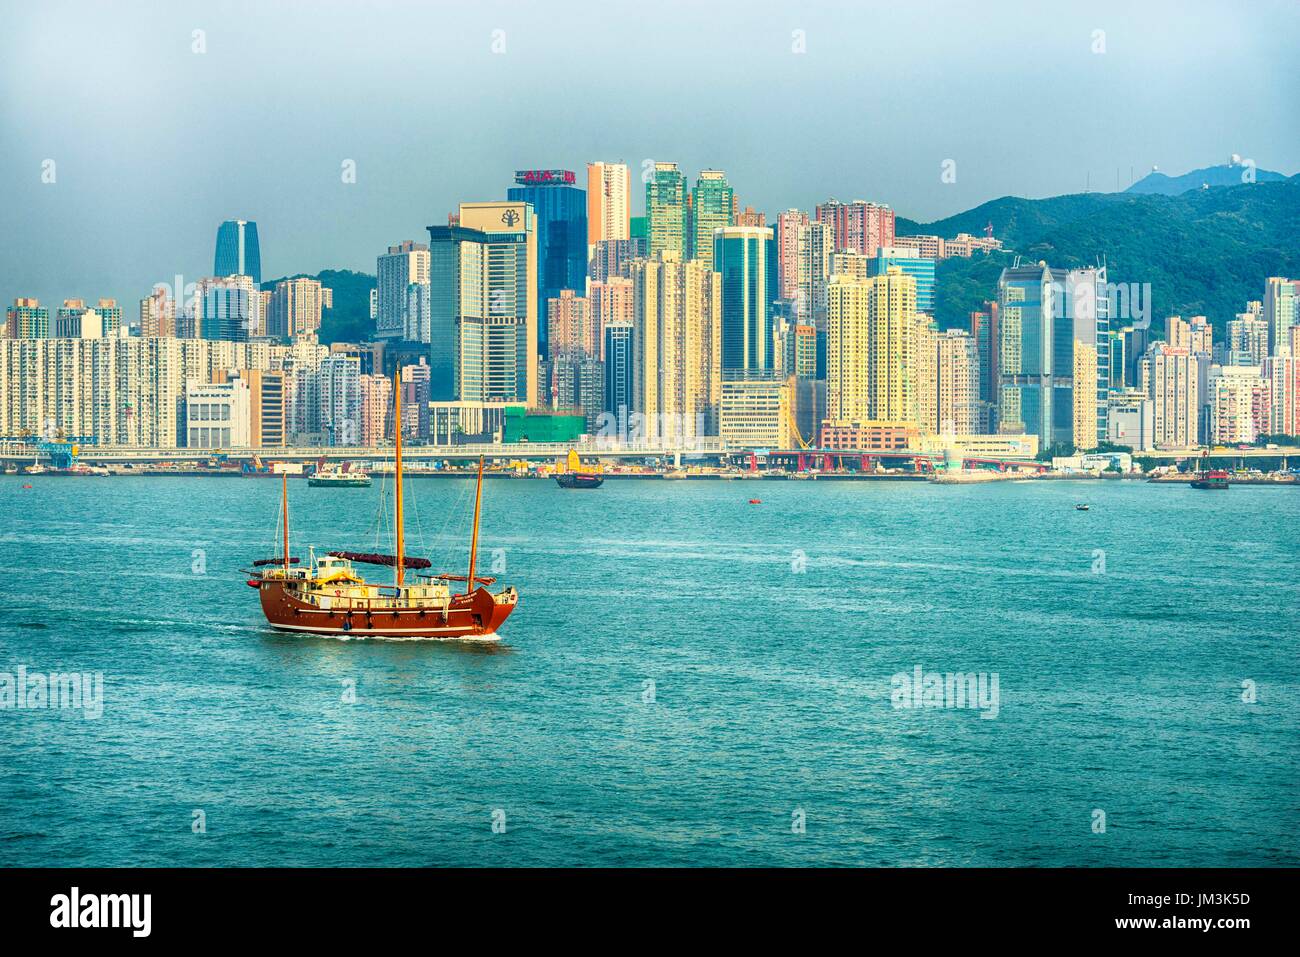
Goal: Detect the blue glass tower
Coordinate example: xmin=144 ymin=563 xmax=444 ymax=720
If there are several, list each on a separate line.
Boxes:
xmin=869 ymin=247 xmax=936 ymax=314
xmin=714 ymin=225 xmax=777 ymax=376
xmin=214 ymin=220 xmax=261 ymax=284
xmin=507 ymin=170 xmax=586 ymax=359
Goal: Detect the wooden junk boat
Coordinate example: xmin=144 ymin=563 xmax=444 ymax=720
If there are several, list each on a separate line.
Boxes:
xmin=245 ymin=370 xmax=517 ymax=639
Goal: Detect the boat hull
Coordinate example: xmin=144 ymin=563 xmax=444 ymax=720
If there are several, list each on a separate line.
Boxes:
xmin=256 ymin=580 xmax=516 ymax=639
xmin=555 ymin=473 xmax=603 ymax=489
xmin=307 ymin=477 xmax=372 ymax=487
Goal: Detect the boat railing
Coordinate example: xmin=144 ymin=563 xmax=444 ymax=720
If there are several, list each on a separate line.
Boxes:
xmin=294 ymin=583 xmax=450 ymax=612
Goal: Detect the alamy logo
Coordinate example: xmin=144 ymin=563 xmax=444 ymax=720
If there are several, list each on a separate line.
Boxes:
xmin=0 ymin=665 xmax=103 ymax=719
xmin=891 ymin=665 xmax=1000 ymax=719
xmin=50 ymin=887 xmax=151 ymax=937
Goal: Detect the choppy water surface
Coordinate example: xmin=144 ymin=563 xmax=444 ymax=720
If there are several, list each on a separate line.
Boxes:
xmin=1 ymin=475 xmax=1296 ymax=866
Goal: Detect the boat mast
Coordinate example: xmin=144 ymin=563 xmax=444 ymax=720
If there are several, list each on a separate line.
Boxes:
xmin=466 ymin=455 xmax=484 ymax=596
xmin=282 ymin=472 xmax=289 ymax=574
xmin=394 ymin=366 xmax=405 ymax=588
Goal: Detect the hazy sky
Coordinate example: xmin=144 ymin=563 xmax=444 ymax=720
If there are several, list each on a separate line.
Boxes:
xmin=2 ymin=0 xmax=1297 ymax=312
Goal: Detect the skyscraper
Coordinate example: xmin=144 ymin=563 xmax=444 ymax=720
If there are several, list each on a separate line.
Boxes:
xmin=690 ymin=170 xmax=733 ymax=267
xmin=196 ymin=275 xmax=261 ymax=342
xmin=588 ymin=238 xmax=645 ymax=283
xmin=825 ymin=269 xmax=921 ymax=427
xmin=1228 ymin=309 xmax=1269 ymax=365
xmin=547 ymin=290 xmax=595 ymax=359
xmin=936 ymin=330 xmax=980 ymax=435
xmin=140 ymin=287 xmax=176 ymax=338
xmin=1141 ymin=343 xmax=1200 ymax=449
xmin=815 ymin=199 xmax=895 ymax=256
xmin=375 ymin=241 xmax=430 ymax=342
xmin=426 ymin=201 xmax=538 ymax=408
xmin=213 ymin=220 xmax=262 ymax=285
xmin=603 ymin=320 xmax=635 ymax=422
xmin=996 ymin=263 xmax=1107 ymax=449
xmin=1167 ymin=315 xmax=1213 ymax=355
xmin=869 ymin=246 xmax=936 ymax=315
xmin=646 ymin=162 xmax=688 ymax=261
xmin=969 ymin=302 xmax=999 ymax=431
xmin=775 ymin=209 xmax=809 ymax=302
xmin=714 ymin=225 xmax=777 ymax=377
xmin=269 ymin=277 xmax=330 ymax=340
xmin=1262 ymin=277 xmax=1299 ymax=356
xmin=795 ymin=221 xmax=832 ymax=328
xmin=586 ymin=162 xmax=631 ymax=252
xmin=590 ymin=277 xmax=634 ymax=360
xmin=508 ymin=169 xmax=587 ymax=358
xmin=630 ymin=255 xmax=721 ymax=440
xmin=7 ymin=298 xmax=50 ymax=338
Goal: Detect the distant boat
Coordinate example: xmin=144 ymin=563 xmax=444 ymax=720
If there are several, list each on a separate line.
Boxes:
xmin=554 ymin=449 xmax=603 ymax=488
xmin=308 ymin=470 xmax=372 ymax=488
xmin=555 ymin=472 xmax=603 ymax=489
xmin=1191 ymin=469 xmax=1230 ymax=490
xmin=1074 ymin=503 xmax=1090 ymax=511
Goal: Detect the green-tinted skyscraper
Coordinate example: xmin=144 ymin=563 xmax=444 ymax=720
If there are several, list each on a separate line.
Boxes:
xmin=646 ymin=162 xmax=687 ymax=260
xmin=691 ymin=169 xmax=733 ymax=267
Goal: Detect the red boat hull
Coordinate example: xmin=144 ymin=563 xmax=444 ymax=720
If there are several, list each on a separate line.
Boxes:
xmin=256 ymin=580 xmax=516 ymax=639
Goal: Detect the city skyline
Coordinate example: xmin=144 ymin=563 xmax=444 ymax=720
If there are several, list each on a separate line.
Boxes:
xmin=3 ymin=0 xmax=1298 ymax=310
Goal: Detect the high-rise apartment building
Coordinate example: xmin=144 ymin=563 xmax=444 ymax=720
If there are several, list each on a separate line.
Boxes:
xmin=588 ymin=238 xmax=645 ymax=283
xmin=1140 ymin=343 xmax=1200 ymax=449
xmin=936 ymin=329 xmax=980 ymax=436
xmin=629 ymin=255 xmax=722 ymax=440
xmin=213 ymin=220 xmax=261 ymax=285
xmin=0 ymin=337 xmax=280 ymax=446
xmin=646 ymin=162 xmax=688 ymax=260
xmin=690 ymin=170 xmax=734 ymax=267
xmin=548 ymin=290 xmax=596 ymax=359
xmin=825 ymin=267 xmax=920 ymax=428
xmin=775 ymin=209 xmax=809 ymax=302
xmin=7 ymin=298 xmax=50 ymax=339
xmin=269 ymin=277 xmax=330 ymax=340
xmin=1263 ymin=277 xmax=1299 ymax=356
xmin=1228 ymin=310 xmax=1269 ymax=365
xmin=590 ymin=277 xmax=634 ymax=360
xmin=815 ymin=199 xmax=895 ymax=256
xmin=1209 ymin=366 xmax=1271 ymax=444
xmin=140 ymin=287 xmax=176 ymax=338
xmin=1167 ymin=315 xmax=1213 ymax=355
xmin=53 ymin=300 xmax=110 ymax=339
xmin=375 ymin=241 xmax=430 ymax=342
xmin=1263 ymin=355 xmax=1300 ymax=437
xmin=795 ymin=221 xmax=832 ymax=329
xmin=586 ymin=162 xmax=631 ymax=252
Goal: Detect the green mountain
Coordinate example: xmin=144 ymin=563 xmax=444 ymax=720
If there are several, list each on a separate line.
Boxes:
xmin=902 ymin=177 xmax=1300 ymax=335
xmin=262 ymin=269 xmax=375 ymax=344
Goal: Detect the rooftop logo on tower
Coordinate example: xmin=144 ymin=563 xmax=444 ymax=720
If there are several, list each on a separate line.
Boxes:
xmin=514 ymin=169 xmax=576 ymax=185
